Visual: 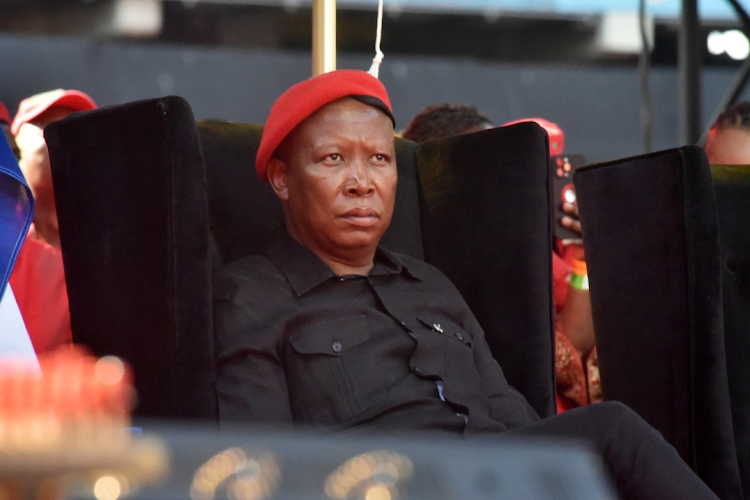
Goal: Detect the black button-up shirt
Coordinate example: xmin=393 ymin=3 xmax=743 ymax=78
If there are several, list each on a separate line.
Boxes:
xmin=213 ymin=231 xmax=539 ymax=437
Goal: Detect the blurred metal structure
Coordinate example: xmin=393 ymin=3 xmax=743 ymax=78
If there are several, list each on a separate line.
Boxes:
xmin=312 ymin=0 xmax=336 ymax=75
xmin=679 ymin=0 xmax=701 ymax=146
xmin=131 ymin=425 xmax=617 ymax=500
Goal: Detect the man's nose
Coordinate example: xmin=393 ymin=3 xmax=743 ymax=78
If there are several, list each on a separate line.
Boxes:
xmin=345 ymin=160 xmax=375 ymax=196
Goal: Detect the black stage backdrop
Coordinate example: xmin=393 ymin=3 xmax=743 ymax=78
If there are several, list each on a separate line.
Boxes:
xmin=0 ymin=33 xmax=747 ymax=164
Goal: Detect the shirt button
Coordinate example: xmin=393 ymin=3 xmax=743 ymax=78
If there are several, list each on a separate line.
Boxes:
xmin=413 ymin=366 xmax=422 ymax=374
xmin=337 ymin=277 xmax=345 ymax=282
xmin=455 ymin=332 xmax=464 ymax=341
xmin=332 ymin=341 xmax=342 ymax=353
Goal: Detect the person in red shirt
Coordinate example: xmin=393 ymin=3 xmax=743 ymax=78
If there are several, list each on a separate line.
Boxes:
xmin=402 ymin=106 xmax=599 ymax=412
xmin=4 ymin=90 xmax=97 ymax=354
xmin=8 ymin=236 xmax=71 ymax=353
xmin=12 ymin=90 xmax=97 ymax=248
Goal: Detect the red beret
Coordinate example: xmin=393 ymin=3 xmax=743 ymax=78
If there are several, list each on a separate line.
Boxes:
xmin=256 ymin=69 xmax=394 ymax=181
xmin=11 ymin=89 xmax=97 ymax=135
xmin=503 ymin=117 xmax=564 ymax=157
xmin=0 ymin=100 xmax=10 ymax=125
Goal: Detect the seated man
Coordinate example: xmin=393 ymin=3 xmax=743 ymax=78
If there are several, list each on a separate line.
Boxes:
xmin=214 ymin=70 xmax=719 ymax=500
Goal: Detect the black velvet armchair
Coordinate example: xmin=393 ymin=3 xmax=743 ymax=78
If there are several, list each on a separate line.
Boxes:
xmin=574 ymin=147 xmax=743 ymax=500
xmin=45 ymin=96 xmax=556 ymax=423
xmin=712 ymin=164 xmax=750 ymax=498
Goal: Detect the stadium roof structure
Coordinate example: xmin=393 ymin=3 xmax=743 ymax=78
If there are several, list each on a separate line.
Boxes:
xmin=168 ymin=0 xmax=749 ymax=20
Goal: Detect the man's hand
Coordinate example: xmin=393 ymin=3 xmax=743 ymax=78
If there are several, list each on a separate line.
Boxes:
xmin=557 ymin=201 xmax=593 ymax=354
xmin=560 ymin=203 xmax=584 ymax=259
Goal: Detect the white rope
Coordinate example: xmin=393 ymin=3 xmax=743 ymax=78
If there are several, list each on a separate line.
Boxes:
xmin=368 ymin=0 xmax=385 ymax=78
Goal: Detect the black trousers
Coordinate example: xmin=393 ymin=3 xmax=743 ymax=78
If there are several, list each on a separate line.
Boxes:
xmin=503 ymin=402 xmax=719 ymax=500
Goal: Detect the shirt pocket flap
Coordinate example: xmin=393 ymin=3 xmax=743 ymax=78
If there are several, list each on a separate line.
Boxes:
xmin=417 ymin=316 xmax=472 ymax=345
xmin=289 ymin=315 xmax=370 ymax=356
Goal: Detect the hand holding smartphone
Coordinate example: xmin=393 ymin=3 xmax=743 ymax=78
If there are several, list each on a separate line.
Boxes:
xmin=551 ymin=154 xmax=585 ymax=241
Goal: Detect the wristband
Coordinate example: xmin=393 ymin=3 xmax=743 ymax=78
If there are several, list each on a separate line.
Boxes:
xmin=569 ymin=260 xmax=589 ymax=290
xmin=571 ymin=259 xmax=587 ymax=276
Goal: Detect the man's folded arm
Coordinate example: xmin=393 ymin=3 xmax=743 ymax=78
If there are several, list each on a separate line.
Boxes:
xmin=213 ymin=298 xmax=294 ymax=426
xmin=464 ymin=311 xmax=541 ymax=428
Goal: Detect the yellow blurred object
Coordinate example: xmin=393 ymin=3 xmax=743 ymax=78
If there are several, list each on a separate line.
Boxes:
xmin=312 ymin=0 xmax=336 ymax=76
xmin=324 ymin=450 xmax=413 ymax=500
xmin=190 ymin=448 xmax=280 ymax=500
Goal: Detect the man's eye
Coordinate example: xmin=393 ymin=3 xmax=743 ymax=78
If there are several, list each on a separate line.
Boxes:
xmin=327 ymin=153 xmax=341 ymax=161
xmin=373 ymin=154 xmax=387 ymax=162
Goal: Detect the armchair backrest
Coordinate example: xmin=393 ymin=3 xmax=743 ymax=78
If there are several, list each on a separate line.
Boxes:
xmin=713 ymin=164 xmax=750 ymax=497
xmin=574 ymin=146 xmax=742 ymax=499
xmin=197 ymin=122 xmax=425 ymax=268
xmin=416 ymin=125 xmax=555 ymax=418
xmin=46 ymin=96 xmax=217 ymax=420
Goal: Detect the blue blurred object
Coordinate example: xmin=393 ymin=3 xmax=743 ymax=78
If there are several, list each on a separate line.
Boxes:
xmin=337 ymin=0 xmax=747 ymax=19
xmin=0 ymin=133 xmax=33 ymax=299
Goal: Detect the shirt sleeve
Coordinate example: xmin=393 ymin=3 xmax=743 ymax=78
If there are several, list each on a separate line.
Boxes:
xmin=464 ymin=308 xmax=541 ymax=429
xmin=214 ymin=294 xmax=294 ymax=426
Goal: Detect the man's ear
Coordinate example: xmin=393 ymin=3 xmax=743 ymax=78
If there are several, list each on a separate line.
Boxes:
xmin=266 ymin=157 xmax=289 ymax=201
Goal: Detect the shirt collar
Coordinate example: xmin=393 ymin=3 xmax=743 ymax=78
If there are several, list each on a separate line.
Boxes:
xmin=264 ymin=229 xmax=423 ymax=296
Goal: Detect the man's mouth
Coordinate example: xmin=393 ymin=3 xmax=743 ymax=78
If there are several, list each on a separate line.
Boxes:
xmin=340 ymin=208 xmax=379 ymax=227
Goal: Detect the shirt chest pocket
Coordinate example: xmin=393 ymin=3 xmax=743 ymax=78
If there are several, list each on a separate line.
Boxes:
xmin=285 ymin=315 xmax=373 ymax=423
xmin=417 ymin=317 xmax=472 ymax=346
xmin=417 ymin=316 xmax=479 ymax=385
xmin=288 ymin=315 xmax=371 ymax=356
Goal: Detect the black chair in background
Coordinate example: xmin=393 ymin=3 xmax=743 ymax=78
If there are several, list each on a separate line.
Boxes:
xmin=45 ymin=96 xmax=556 ymax=422
xmin=45 ymin=97 xmax=215 ymax=421
xmin=415 ymin=129 xmax=555 ymax=418
xmin=713 ymin=164 xmax=750 ymax=498
xmin=574 ymin=146 xmax=743 ymax=500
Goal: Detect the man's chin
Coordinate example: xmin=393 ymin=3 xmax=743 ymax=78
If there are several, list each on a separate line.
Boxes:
xmin=332 ymin=229 xmax=384 ymax=252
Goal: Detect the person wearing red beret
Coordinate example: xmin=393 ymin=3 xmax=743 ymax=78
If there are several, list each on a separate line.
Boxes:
xmin=6 ymin=90 xmax=96 ymax=355
xmin=213 ymin=69 xmax=719 ymax=500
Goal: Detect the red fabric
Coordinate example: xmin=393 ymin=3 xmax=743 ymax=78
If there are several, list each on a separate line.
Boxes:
xmin=11 ymin=89 xmax=96 ymax=135
xmin=8 ymin=235 xmax=73 ymax=354
xmin=502 ymin=117 xmax=564 ymax=157
xmin=555 ymin=324 xmax=601 ymax=412
xmin=0 ymin=100 xmax=10 ymax=125
xmin=255 ymin=70 xmax=393 ymax=181
xmin=553 ymin=244 xmax=601 ymax=413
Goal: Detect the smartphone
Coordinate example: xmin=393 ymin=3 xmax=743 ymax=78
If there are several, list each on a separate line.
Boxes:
xmin=551 ymin=154 xmax=586 ymax=241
